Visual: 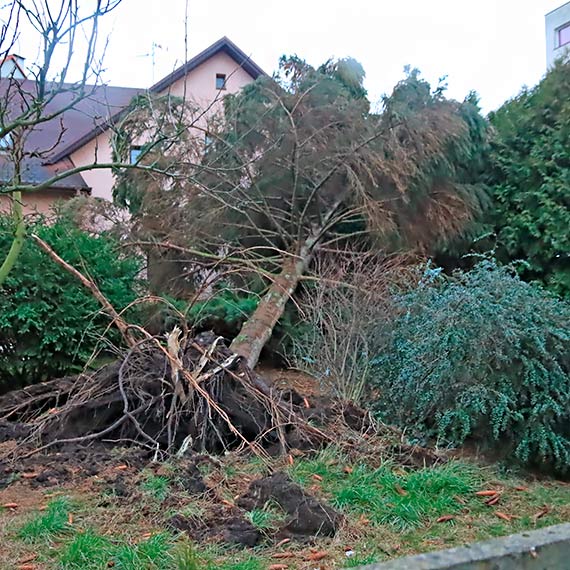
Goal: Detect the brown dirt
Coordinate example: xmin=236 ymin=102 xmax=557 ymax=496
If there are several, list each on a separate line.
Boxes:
xmin=261 ymin=367 xmax=324 ymax=397
xmin=169 ymin=505 xmax=263 ymax=547
xmin=238 ymin=471 xmax=342 ymax=538
xmin=0 ymin=442 xmax=152 ymax=493
xmin=0 ymin=481 xmax=48 ymax=511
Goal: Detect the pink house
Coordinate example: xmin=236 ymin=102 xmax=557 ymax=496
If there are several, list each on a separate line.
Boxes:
xmin=0 ymin=37 xmax=265 ymax=214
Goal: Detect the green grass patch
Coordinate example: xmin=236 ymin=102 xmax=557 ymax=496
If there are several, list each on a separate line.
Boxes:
xmin=171 ymin=542 xmax=202 ymax=570
xmin=58 ymin=530 xmax=196 ymax=570
xmin=288 ymin=449 xmax=481 ymax=529
xmin=179 ymin=542 xmax=267 ymax=570
xmin=344 ymin=553 xmax=380 ymax=567
xmin=59 ymin=530 xmax=113 ymax=569
xmin=140 ymin=473 xmax=171 ymax=502
xmin=213 ymin=558 xmax=264 ymax=570
xmin=112 ymin=531 xmax=175 ymax=569
xmin=245 ymin=501 xmax=286 ymax=532
xmin=18 ymin=496 xmax=73 ymax=543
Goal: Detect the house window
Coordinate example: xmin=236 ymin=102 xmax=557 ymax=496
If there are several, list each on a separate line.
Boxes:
xmin=0 ymin=133 xmax=13 ymax=151
xmin=215 ymin=73 xmax=226 ymax=90
xmin=558 ymin=22 xmax=570 ymax=48
xmin=129 ymin=146 xmax=142 ymax=164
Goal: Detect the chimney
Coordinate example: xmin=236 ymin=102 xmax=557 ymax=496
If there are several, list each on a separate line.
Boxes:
xmin=0 ymin=54 xmax=26 ymax=79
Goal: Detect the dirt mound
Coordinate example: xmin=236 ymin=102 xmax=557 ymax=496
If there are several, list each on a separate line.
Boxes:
xmin=166 ymin=471 xmax=342 ymax=547
xmin=164 ymin=465 xmax=341 ymax=545
xmin=169 ymin=507 xmax=262 ymax=547
xmin=238 ymin=471 xmax=342 ymax=538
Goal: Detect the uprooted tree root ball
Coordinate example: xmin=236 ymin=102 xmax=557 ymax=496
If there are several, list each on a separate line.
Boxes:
xmin=0 ymin=331 xmax=389 ymax=460
xmin=0 ymin=332 xmax=449 ymax=557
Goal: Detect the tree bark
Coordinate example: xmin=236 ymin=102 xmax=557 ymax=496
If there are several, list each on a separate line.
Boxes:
xmin=0 ymin=191 xmax=25 ymax=288
xmin=230 ymin=243 xmax=312 ymax=369
xmin=230 ymin=198 xmax=343 ymax=369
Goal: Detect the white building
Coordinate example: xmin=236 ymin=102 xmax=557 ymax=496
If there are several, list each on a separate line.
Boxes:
xmin=546 ymin=2 xmax=570 ymax=67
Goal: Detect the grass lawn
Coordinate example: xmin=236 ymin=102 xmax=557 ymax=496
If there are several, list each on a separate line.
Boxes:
xmin=1 ymin=447 xmax=569 ymax=569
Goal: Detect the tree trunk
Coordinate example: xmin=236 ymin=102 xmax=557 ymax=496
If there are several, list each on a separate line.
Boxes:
xmin=0 ymin=191 xmax=25 ymax=288
xmin=230 ymin=243 xmax=312 ymax=369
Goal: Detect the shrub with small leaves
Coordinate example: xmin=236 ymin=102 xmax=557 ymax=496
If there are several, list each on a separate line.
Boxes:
xmin=371 ymin=261 xmax=570 ymax=474
xmin=0 ymin=215 xmax=142 ymax=390
xmin=487 ymin=61 xmax=570 ymax=297
xmin=187 ymin=290 xmax=259 ymax=336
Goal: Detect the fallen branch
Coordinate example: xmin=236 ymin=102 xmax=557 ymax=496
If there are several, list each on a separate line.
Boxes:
xmin=31 ymin=234 xmax=137 ymax=347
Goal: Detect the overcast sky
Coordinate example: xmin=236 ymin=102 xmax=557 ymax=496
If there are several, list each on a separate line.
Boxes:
xmin=9 ymin=0 xmax=566 ymax=112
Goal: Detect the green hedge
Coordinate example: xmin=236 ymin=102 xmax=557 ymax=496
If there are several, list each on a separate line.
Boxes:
xmin=0 ymin=216 xmax=142 ymax=390
xmin=487 ymin=61 xmax=570 ymax=297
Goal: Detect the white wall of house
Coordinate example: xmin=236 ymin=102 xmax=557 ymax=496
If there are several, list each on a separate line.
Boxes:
xmin=0 ymin=55 xmax=26 ymax=79
xmin=546 ymin=2 xmax=570 ymax=67
xmin=70 ymin=51 xmax=256 ymax=202
xmin=70 ymin=130 xmax=115 ymax=201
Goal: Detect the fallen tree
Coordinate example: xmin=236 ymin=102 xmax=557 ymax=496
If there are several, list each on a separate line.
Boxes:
xmin=114 ymin=60 xmax=489 ymax=368
xmin=0 ymin=61 xmax=490 ymax=457
xmin=0 ymin=238 xmax=334 ymax=458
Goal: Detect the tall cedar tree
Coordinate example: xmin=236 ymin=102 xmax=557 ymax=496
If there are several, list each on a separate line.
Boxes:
xmin=487 ymin=60 xmax=570 ymax=297
xmin=114 ymin=59 xmax=488 ymax=367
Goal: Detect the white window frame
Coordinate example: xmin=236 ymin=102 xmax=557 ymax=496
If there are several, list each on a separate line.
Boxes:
xmin=129 ymin=146 xmax=143 ymax=164
xmin=0 ymin=133 xmax=13 ymax=151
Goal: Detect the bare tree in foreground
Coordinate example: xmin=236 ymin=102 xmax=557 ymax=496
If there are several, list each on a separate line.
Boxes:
xmin=288 ymin=251 xmax=421 ymax=402
xmin=0 ymin=0 xmax=178 ymax=287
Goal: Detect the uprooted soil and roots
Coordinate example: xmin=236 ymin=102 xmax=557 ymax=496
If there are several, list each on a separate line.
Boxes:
xmin=0 ymin=332 xmax=449 ymax=565
xmin=0 ymin=331 xmax=352 ymax=458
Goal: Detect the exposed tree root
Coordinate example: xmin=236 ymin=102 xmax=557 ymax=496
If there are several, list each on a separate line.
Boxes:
xmin=0 ymin=332 xmax=331 ymax=460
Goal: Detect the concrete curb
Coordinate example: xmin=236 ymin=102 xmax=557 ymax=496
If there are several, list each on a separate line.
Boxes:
xmin=356 ymin=523 xmax=570 ymax=570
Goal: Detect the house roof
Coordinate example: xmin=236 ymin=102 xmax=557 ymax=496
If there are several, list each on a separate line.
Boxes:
xmin=0 ymin=79 xmax=142 ymax=188
xmin=42 ymin=82 xmax=143 ymax=165
xmin=0 ymin=156 xmax=89 ymax=191
xmin=0 ymin=80 xmax=143 ymax=159
xmin=0 ymin=55 xmax=27 ymax=78
xmin=0 ymin=37 xmax=265 ymax=193
xmin=48 ymin=36 xmax=266 ymax=164
xmin=150 ymin=36 xmax=266 ymax=92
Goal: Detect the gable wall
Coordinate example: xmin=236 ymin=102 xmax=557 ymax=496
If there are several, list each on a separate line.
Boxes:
xmin=70 ymin=130 xmax=114 ymax=200
xmin=69 ymin=52 xmax=256 ymax=202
